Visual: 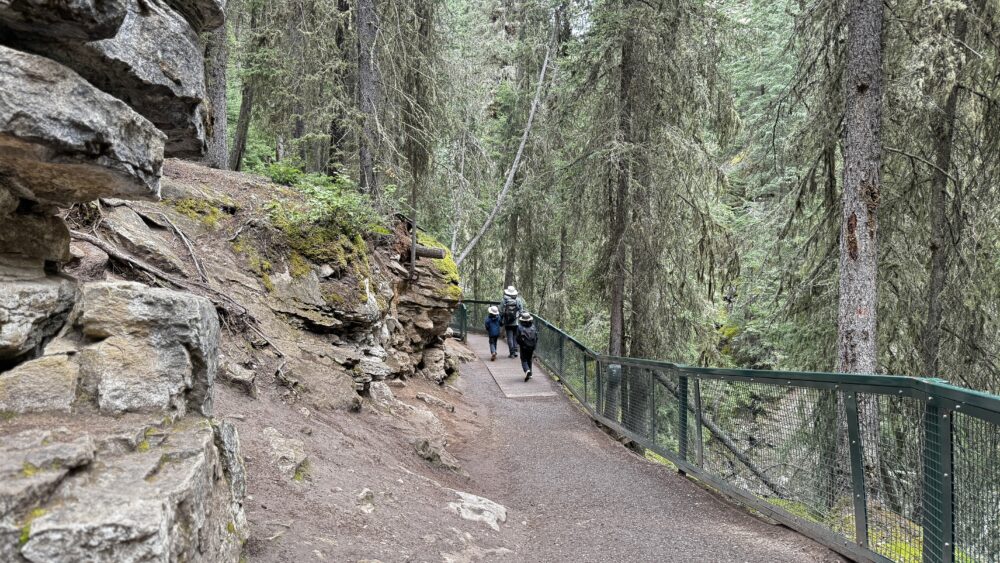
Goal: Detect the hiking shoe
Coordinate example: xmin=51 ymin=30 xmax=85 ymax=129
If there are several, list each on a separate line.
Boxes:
xmin=524 ymin=369 xmax=532 ymax=382
xmin=491 ymin=353 xmax=496 ymax=361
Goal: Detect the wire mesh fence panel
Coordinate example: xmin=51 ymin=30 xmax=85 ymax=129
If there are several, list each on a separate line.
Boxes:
xmin=651 ymin=369 xmax=683 ymax=456
xmin=445 ymin=304 xmax=1000 ymax=563
xmin=953 ymin=413 xmax=1000 ymax=563
xmin=697 ymin=380 xmax=854 ymax=538
xmin=857 ymin=394 xmax=926 ymax=562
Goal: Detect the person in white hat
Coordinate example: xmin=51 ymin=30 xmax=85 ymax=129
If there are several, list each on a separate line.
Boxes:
xmin=515 ymin=311 xmax=538 ymax=381
xmin=500 ymin=286 xmax=526 ymax=357
xmin=484 ymin=305 xmax=502 ymax=361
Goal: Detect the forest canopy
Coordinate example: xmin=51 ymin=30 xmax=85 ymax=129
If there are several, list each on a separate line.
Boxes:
xmin=212 ymin=0 xmax=1000 ymax=393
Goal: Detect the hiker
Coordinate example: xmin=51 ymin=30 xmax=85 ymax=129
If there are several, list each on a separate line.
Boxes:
xmin=516 ymin=311 xmax=538 ymax=382
xmin=484 ymin=305 xmax=502 ymax=361
xmin=500 ymin=286 xmax=526 ymax=358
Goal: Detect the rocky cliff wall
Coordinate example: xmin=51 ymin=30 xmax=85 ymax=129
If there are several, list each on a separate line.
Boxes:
xmin=0 ymin=2 xmax=248 ymax=560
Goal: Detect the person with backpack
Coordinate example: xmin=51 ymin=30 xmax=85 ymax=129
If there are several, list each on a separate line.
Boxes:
xmin=484 ymin=305 xmax=503 ymax=361
xmin=500 ymin=286 xmax=526 ymax=358
xmin=515 ymin=311 xmax=538 ymax=381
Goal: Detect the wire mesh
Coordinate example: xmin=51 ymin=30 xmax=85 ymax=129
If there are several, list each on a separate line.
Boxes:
xmin=857 ymin=394 xmax=926 ymax=562
xmin=445 ymin=304 xmax=1000 ymax=563
xmin=697 ymin=380 xmax=855 ymax=538
xmin=953 ymin=412 xmax=1000 ymax=562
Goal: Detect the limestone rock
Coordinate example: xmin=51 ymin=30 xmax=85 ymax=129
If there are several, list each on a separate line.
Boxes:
xmin=0 ymin=0 xmax=127 ymax=40
xmin=166 ymin=0 xmax=226 ymax=32
xmin=219 ymin=359 xmax=257 ymax=398
xmin=446 ymin=491 xmax=507 ymax=532
xmin=0 ymin=275 xmax=76 ymax=361
xmin=14 ymin=421 xmax=245 ymax=562
xmin=102 ymin=205 xmax=185 ymax=273
xmin=66 ymin=241 xmax=109 ymax=280
xmin=414 ymin=438 xmax=462 ymax=472
xmin=416 ymin=392 xmax=456 ymax=413
xmin=0 ymin=429 xmax=95 ymax=519
xmin=76 ymin=282 xmax=219 ymax=416
xmin=80 ymin=335 xmax=192 ymax=415
xmin=0 ymin=354 xmax=78 ymax=414
xmin=367 ymin=381 xmax=398 ymax=411
xmin=32 ymin=0 xmax=209 ymax=157
xmin=0 ymin=211 xmax=70 ymax=264
xmin=262 ymin=427 xmax=307 ymax=480
xmin=0 ymin=45 xmax=164 ymax=206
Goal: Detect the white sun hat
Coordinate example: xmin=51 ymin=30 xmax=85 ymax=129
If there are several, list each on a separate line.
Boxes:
xmin=488 ymin=305 xmax=499 ymax=315
xmin=518 ymin=311 xmax=533 ymax=322
xmin=503 ymin=286 xmax=518 ymax=297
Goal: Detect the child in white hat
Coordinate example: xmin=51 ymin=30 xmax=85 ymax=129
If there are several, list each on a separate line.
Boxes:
xmin=484 ymin=305 xmax=502 ymax=361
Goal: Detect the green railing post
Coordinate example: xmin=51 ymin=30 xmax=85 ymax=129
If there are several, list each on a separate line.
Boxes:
xmin=678 ymin=373 xmax=689 ymax=465
xmin=461 ymin=303 xmax=468 ymax=342
xmin=558 ymin=334 xmax=565 ymax=379
xmin=647 ymin=369 xmax=657 ymax=442
xmin=922 ymin=403 xmax=954 ymax=563
xmin=845 ymin=393 xmax=869 ymax=549
xmin=692 ymin=378 xmax=704 ymax=467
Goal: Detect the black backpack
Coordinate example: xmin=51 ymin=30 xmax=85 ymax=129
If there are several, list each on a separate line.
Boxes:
xmin=519 ymin=325 xmax=538 ymax=349
xmin=503 ymin=299 xmax=519 ymax=325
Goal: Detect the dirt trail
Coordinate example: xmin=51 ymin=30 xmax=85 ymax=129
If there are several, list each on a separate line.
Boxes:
xmin=449 ymin=334 xmax=844 ymax=562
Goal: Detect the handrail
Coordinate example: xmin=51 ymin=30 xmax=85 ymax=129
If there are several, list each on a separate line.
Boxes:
xmin=453 ymin=299 xmax=1000 ymax=563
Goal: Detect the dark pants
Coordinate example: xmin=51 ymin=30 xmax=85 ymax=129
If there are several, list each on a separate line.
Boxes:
xmin=505 ymin=326 xmax=518 ymax=356
xmin=520 ymin=347 xmax=535 ymax=373
xmin=488 ymin=335 xmax=498 ymax=354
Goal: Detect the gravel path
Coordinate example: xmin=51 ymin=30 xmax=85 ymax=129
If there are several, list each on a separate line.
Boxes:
xmin=453 ymin=334 xmax=844 ymax=562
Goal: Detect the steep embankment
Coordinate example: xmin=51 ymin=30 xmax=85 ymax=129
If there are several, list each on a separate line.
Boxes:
xmin=61 ymin=160 xmax=505 ymax=561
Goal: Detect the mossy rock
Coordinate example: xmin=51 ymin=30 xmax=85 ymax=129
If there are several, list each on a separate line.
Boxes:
xmin=417 ymin=232 xmax=462 ymax=300
xmin=167 ymin=198 xmax=225 ymax=228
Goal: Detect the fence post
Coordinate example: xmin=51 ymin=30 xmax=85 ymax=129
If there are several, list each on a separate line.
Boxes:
xmin=647 ymin=369 xmax=657 ymax=442
xmin=461 ymin=303 xmax=468 ymax=342
xmin=922 ymin=403 xmax=954 ymax=563
xmin=692 ymin=378 xmax=704 ymax=467
xmin=559 ymin=333 xmax=565 ymax=378
xmin=677 ymin=372 xmax=689 ymax=466
xmin=844 ymin=393 xmax=869 ymax=549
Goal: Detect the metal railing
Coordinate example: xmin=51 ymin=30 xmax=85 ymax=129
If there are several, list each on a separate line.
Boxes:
xmin=454 ymin=299 xmax=1000 ymax=563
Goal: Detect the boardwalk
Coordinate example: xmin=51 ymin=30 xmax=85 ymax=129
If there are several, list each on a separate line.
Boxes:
xmin=452 ymin=333 xmax=842 ymax=562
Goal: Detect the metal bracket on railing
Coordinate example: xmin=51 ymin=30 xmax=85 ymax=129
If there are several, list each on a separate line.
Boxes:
xmin=844 ymin=393 xmax=870 ymax=549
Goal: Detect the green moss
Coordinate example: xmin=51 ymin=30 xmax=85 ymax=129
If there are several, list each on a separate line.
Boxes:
xmin=293 ymin=460 xmax=310 ymax=482
xmin=137 ymin=440 xmax=150 ymax=453
xmin=226 ymin=521 xmax=237 ymax=535
xmin=766 ymin=498 xmax=822 ymax=524
xmin=21 ymin=462 xmax=38 ymax=478
xmin=18 ymin=508 xmax=46 ymax=546
xmin=289 ymin=252 xmax=311 ymax=278
xmin=0 ymin=410 xmax=15 ymax=422
xmin=643 ymin=450 xmax=678 ymax=471
xmin=261 ymin=273 xmax=275 ymax=293
xmin=417 ymin=232 xmax=462 ymax=300
xmin=167 ymin=198 xmax=224 ymax=228
xmin=322 ymin=287 xmax=345 ymax=305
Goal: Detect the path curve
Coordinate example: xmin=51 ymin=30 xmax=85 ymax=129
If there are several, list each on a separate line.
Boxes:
xmin=452 ymin=334 xmax=843 ymax=562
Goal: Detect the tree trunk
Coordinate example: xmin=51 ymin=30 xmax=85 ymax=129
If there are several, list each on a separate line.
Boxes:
xmin=503 ymin=209 xmax=519 ymax=287
xmin=356 ymin=0 xmax=379 ymax=195
xmin=327 ymin=0 xmax=352 ymax=177
xmin=203 ymin=24 xmax=229 ymax=169
xmin=920 ymin=6 xmax=970 ymax=379
xmin=838 ymin=0 xmax=883 ymax=374
xmin=229 ymin=81 xmax=254 ymax=171
xmin=603 ymin=24 xmax=636 ymax=419
xmin=838 ymin=0 xmax=884 ymax=472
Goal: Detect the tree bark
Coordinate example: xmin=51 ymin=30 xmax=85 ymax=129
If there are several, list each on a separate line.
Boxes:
xmin=327 ymin=0 xmax=352 ymax=177
xmin=603 ymin=23 xmax=636 ymax=420
xmin=838 ymin=0 xmax=884 ymax=473
xmin=356 ymin=0 xmax=379 ymax=195
xmin=920 ymin=6 xmax=970 ymax=379
xmin=229 ymin=81 xmax=254 ymax=171
xmin=203 ymin=24 xmax=229 ymax=169
xmin=837 ymin=0 xmax=883 ymax=375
